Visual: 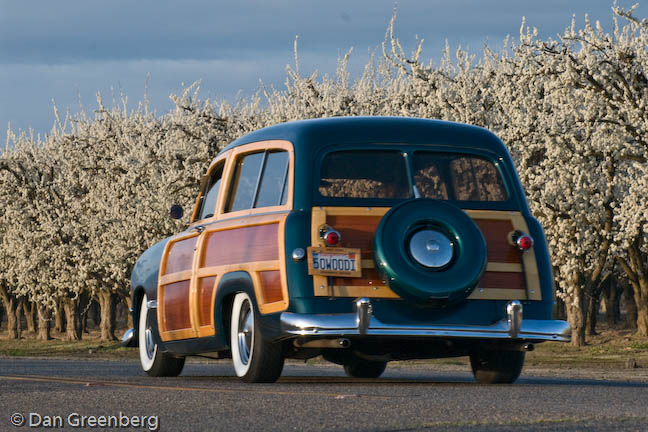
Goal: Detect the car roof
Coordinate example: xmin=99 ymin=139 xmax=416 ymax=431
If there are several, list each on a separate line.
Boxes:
xmin=219 ymin=116 xmax=510 ymax=157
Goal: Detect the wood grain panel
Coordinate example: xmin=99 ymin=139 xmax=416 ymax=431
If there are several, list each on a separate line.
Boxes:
xmin=478 ymin=271 xmax=525 ymax=290
xmin=202 ymin=224 xmax=278 ymax=267
xmin=259 ymin=270 xmax=283 ymax=304
xmin=198 ymin=276 xmax=217 ymax=327
xmin=473 ymin=219 xmax=520 ymax=263
xmin=332 ymin=268 xmax=385 ymax=287
xmin=320 ymin=208 xmax=529 ymax=300
xmin=328 ymin=215 xmax=381 ymax=259
xmin=164 ymin=237 xmax=198 ymax=275
xmin=329 ymin=216 xmax=520 ymax=263
xmin=162 ymin=280 xmax=192 ymax=330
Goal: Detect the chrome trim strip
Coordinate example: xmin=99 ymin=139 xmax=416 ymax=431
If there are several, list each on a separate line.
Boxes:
xmin=280 ymin=312 xmax=571 ymax=342
xmin=147 ymin=300 xmax=158 ymax=309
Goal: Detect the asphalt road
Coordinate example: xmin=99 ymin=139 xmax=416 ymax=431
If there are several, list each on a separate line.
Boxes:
xmin=1 ymin=357 xmax=647 ymax=432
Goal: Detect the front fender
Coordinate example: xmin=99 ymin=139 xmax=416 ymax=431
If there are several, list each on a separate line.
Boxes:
xmin=129 ymin=237 xmax=172 ymax=346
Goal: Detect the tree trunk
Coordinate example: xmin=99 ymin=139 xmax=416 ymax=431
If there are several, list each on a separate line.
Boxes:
xmin=78 ymin=292 xmax=90 ymax=335
xmin=24 ymin=300 xmax=36 ymax=334
xmin=566 ymin=284 xmax=586 ymax=347
xmin=36 ymin=304 xmax=52 ymax=341
xmin=98 ymin=291 xmax=117 ymax=341
xmin=63 ymin=298 xmax=82 ymax=341
xmin=618 ymin=247 xmax=647 ymax=333
xmin=88 ymin=300 xmax=100 ymax=329
xmin=586 ymin=294 xmax=599 ymax=336
xmin=54 ymin=301 xmax=65 ymax=334
xmin=15 ymin=299 xmax=24 ymax=338
xmin=635 ymin=277 xmax=648 ymax=337
xmin=624 ymin=280 xmax=638 ymax=330
xmin=602 ymin=276 xmax=622 ymax=326
xmin=0 ymin=285 xmax=19 ymax=339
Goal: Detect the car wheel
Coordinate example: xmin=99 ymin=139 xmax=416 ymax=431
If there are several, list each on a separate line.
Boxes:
xmin=138 ymin=294 xmax=185 ymax=377
xmin=374 ymin=198 xmax=487 ymax=304
xmin=470 ymin=350 xmax=525 ymax=384
xmin=230 ymin=292 xmax=284 ymax=383
xmin=343 ymin=359 xmax=387 ymax=378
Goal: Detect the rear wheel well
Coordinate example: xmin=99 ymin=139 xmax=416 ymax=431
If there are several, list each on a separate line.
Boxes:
xmin=220 ymin=293 xmax=238 ymax=347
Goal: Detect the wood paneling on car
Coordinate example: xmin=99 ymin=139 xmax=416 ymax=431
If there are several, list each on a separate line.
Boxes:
xmin=161 ymin=280 xmax=192 ymax=331
xmin=164 ymin=236 xmax=198 ymax=275
xmin=311 ymin=207 xmax=541 ymax=301
xmin=258 ymin=270 xmax=283 ymax=304
xmin=202 ymin=224 xmax=279 ymax=267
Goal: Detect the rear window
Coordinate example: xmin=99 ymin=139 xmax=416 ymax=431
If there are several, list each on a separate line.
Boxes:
xmin=414 ymin=152 xmax=507 ymax=201
xmin=318 ymin=150 xmax=411 ymax=199
xmin=318 ymin=149 xmax=507 ymax=202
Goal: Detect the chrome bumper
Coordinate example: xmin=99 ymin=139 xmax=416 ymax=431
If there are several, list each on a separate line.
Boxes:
xmin=121 ymin=328 xmax=136 ymax=347
xmin=280 ymin=299 xmax=571 ymax=342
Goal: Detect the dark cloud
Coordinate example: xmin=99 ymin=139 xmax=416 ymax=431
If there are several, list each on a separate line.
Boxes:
xmin=0 ymin=0 xmax=636 ymax=142
xmin=0 ymin=0 xmax=621 ymax=64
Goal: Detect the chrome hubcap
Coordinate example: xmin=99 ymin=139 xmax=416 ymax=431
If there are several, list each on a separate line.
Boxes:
xmin=237 ymin=301 xmax=253 ymax=365
xmin=145 ymin=327 xmax=155 ymax=359
xmin=409 ymin=229 xmax=454 ymax=268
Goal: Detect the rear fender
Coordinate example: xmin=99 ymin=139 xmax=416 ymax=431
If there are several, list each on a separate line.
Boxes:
xmin=213 ymin=271 xmax=283 ymax=347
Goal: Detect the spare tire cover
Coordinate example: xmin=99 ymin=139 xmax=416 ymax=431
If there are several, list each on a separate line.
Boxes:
xmin=373 ymin=199 xmax=487 ymax=303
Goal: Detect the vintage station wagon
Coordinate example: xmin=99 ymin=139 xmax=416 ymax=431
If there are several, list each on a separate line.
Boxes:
xmin=123 ymin=117 xmax=570 ymax=383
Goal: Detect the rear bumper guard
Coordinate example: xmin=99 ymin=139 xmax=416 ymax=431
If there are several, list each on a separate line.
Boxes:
xmin=280 ymin=299 xmax=571 ymax=342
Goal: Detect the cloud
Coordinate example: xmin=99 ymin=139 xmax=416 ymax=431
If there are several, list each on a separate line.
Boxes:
xmin=0 ymin=0 xmax=631 ymax=143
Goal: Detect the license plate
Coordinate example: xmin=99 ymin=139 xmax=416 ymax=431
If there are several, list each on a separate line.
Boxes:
xmin=307 ymin=247 xmax=362 ymax=277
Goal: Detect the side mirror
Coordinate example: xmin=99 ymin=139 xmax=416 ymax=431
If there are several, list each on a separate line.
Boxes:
xmin=170 ymin=204 xmax=184 ymax=220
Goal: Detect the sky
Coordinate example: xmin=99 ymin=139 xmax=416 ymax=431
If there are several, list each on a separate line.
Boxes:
xmin=0 ymin=0 xmax=638 ymax=145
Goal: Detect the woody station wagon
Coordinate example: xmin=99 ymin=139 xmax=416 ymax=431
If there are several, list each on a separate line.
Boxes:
xmin=123 ymin=117 xmax=571 ymax=384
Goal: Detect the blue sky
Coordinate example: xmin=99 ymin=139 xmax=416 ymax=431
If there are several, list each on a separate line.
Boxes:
xmin=0 ymin=1 xmax=636 ymax=144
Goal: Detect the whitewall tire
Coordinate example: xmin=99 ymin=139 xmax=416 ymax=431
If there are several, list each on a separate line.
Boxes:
xmin=230 ymin=292 xmax=284 ymax=383
xmin=138 ymin=294 xmax=185 ymax=377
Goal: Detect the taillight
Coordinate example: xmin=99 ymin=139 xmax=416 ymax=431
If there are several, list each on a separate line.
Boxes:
xmin=319 ymin=225 xmax=341 ymax=247
xmin=517 ymin=235 xmax=533 ymax=250
xmin=512 ymin=231 xmax=534 ymax=251
xmin=324 ymin=230 xmax=340 ymax=246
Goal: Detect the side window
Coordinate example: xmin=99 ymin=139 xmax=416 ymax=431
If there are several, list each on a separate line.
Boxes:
xmin=226 ymin=150 xmax=290 ymax=212
xmin=226 ymin=152 xmax=265 ymax=212
xmin=255 ymin=151 xmax=289 ymax=207
xmin=198 ymin=163 xmax=224 ymax=220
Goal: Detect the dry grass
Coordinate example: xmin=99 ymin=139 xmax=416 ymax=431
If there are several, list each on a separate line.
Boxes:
xmin=0 ymin=330 xmax=138 ymax=361
xmin=525 ymin=326 xmax=648 ymax=369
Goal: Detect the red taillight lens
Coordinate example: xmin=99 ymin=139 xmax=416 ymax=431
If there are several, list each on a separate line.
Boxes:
xmin=325 ymin=230 xmax=340 ymax=246
xmin=517 ymin=234 xmax=533 ymax=251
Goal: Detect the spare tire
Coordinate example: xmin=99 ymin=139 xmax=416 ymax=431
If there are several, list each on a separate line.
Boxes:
xmin=373 ymin=199 xmax=487 ymax=304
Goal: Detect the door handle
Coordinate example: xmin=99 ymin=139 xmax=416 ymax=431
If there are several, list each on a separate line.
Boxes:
xmin=191 ymin=225 xmax=205 ymax=234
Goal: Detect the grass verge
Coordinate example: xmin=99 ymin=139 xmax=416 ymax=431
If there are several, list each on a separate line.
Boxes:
xmin=0 ymin=331 xmax=138 ymax=360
